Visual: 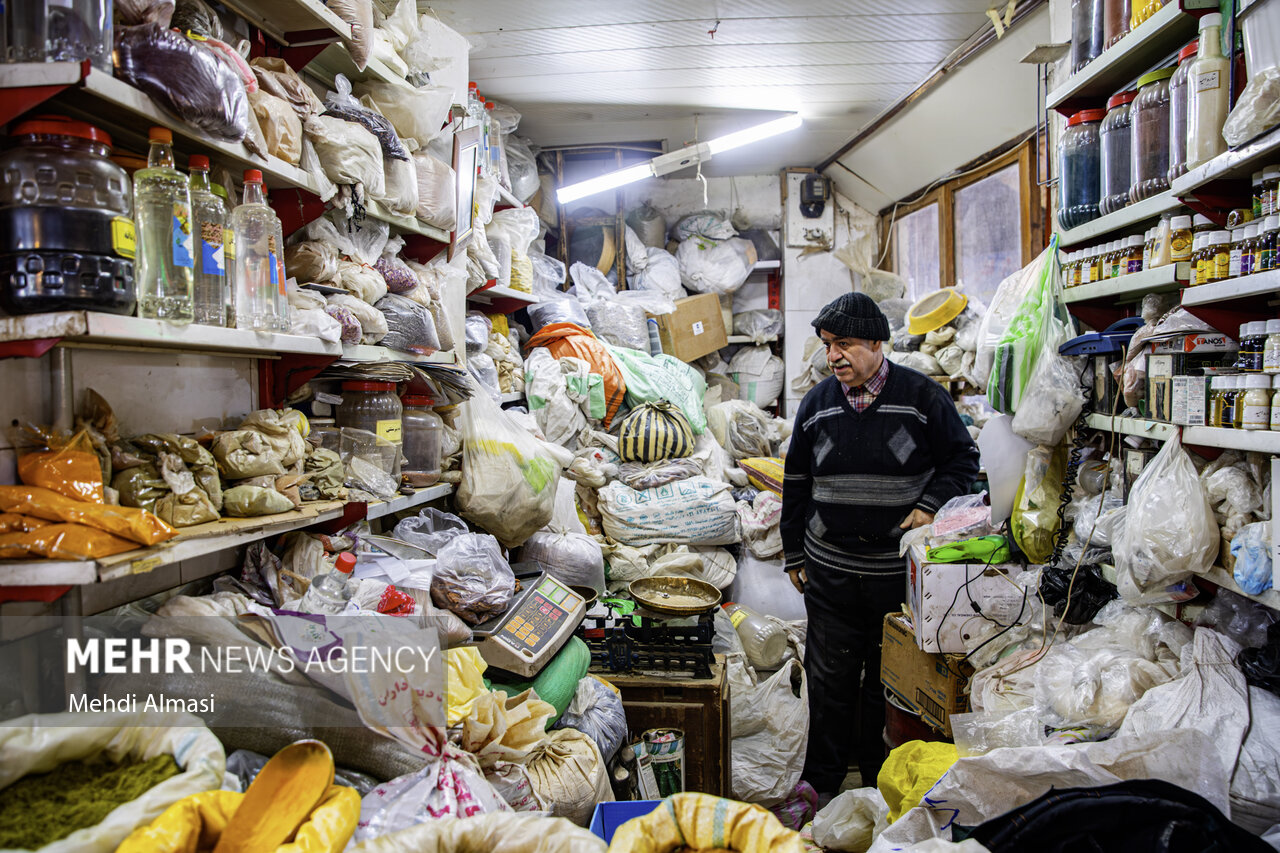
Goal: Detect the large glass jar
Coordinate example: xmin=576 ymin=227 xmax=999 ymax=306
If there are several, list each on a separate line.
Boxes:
xmin=0 ymin=115 xmax=136 ymax=315
xmin=5 ymin=0 xmax=112 ymax=70
xmin=336 ymin=381 xmax=403 ymax=445
xmin=400 ymin=395 xmax=443 ymax=487
xmin=1130 ymin=67 xmax=1175 ymax=202
xmin=1131 ymin=0 xmax=1166 ymax=29
xmin=1060 ymin=109 xmax=1105 ymax=230
xmin=1100 ymin=91 xmax=1135 ymax=215
xmin=1105 ymin=0 xmax=1131 ymax=47
xmin=1167 ymin=40 xmax=1199 ymax=184
xmin=1071 ymin=0 xmax=1106 ymax=72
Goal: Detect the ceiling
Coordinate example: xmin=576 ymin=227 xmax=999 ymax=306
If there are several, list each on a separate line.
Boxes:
xmin=432 ymin=0 xmax=1017 ymax=178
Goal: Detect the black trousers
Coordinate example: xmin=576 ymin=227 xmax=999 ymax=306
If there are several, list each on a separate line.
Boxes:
xmin=800 ymin=568 xmax=904 ymax=793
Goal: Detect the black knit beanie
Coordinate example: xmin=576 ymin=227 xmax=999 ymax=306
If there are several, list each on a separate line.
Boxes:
xmin=811 ymin=292 xmax=890 ymax=341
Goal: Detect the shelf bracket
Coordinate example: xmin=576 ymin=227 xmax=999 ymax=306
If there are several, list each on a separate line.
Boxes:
xmin=0 ymin=60 xmax=88 ymax=125
xmin=258 ymin=353 xmax=337 ymax=409
xmin=0 ymin=338 xmax=61 ymax=359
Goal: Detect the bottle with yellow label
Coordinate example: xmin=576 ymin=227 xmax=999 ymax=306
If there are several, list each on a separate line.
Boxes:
xmin=1208 ymin=230 xmax=1231 ymax=283
xmin=1169 ymin=214 xmax=1193 ymax=263
xmin=0 ymin=116 xmax=138 ymax=315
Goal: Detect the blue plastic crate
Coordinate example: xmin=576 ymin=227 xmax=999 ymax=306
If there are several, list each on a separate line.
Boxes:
xmin=588 ymin=800 xmax=663 ymax=842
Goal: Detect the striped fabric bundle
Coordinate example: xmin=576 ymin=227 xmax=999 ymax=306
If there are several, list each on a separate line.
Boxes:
xmin=618 ymin=401 xmax=694 ymax=463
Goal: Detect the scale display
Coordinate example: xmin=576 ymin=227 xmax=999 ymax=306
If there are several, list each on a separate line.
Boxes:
xmin=475 ymin=574 xmax=586 ymax=677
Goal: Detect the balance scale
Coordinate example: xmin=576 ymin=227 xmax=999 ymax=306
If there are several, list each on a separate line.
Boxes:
xmin=472 ymin=572 xmax=587 ymax=678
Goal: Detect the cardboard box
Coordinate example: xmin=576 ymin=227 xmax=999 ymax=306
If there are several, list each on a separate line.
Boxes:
xmin=880 ymin=612 xmax=971 ymax=737
xmin=648 ymin=293 xmax=728 ymax=362
xmin=1172 ymin=375 xmax=1210 ymax=426
xmin=907 ymin=545 xmax=1030 ymax=654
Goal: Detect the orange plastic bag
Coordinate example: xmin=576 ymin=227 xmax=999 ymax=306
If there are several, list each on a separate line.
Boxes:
xmin=0 ymin=485 xmax=177 ymax=546
xmin=15 ymin=429 xmax=105 ymax=503
xmin=0 ymin=513 xmax=50 ymax=533
xmin=0 ymin=523 xmax=139 ymax=560
xmin=525 ymin=322 xmax=627 ymax=427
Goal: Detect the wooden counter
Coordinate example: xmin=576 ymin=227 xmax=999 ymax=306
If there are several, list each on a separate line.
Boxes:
xmin=603 ymin=657 xmax=730 ymax=797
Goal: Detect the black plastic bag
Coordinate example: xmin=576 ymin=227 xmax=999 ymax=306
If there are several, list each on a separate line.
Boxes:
xmin=1038 ymin=563 xmax=1116 ymax=624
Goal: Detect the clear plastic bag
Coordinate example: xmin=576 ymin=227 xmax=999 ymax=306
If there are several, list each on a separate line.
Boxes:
xmin=392 ymin=507 xmax=468 ymax=555
xmin=1232 ymin=521 xmax=1274 ymax=596
xmin=327 ymin=293 xmax=387 ymax=343
xmin=284 ymin=240 xmax=339 ymax=284
xmin=114 ymin=23 xmax=249 ymax=141
xmin=247 ymin=89 xmax=302 ymax=164
xmin=676 ymin=236 xmax=754 ymax=295
xmin=673 ymin=211 xmax=736 ymax=241
xmin=552 ymin=676 xmax=627 ymax=762
xmin=1010 ymin=443 xmax=1065 ymax=563
xmin=1010 ymin=350 xmax=1087 ymax=446
xmin=304 ymin=114 xmax=384 ymax=199
xmin=989 ymin=241 xmax=1068 ymax=415
xmin=732 ymin=309 xmax=783 ymax=343
xmin=1224 ymin=67 xmax=1280 ymax=148
xmin=520 ymin=531 xmax=604 ymax=593
xmin=812 ymin=787 xmax=889 ymax=852
xmin=411 ymin=151 xmax=455 ymax=230
xmin=431 ymin=532 xmax=516 ymax=624
xmin=1114 ymin=433 xmax=1219 ymax=598
xmin=975 ymin=243 xmax=1056 ymax=396
xmin=336 ymin=260 xmax=389 ymax=304
xmin=504 ymin=135 xmax=539 ymax=202
xmin=355 ymin=80 xmax=452 ymax=147
xmin=250 ymin=57 xmax=325 ymax=120
xmin=325 ymin=74 xmax=408 ymax=160
xmin=930 ymin=492 xmax=997 ymax=546
xmin=376 ymin=293 xmax=439 ymax=353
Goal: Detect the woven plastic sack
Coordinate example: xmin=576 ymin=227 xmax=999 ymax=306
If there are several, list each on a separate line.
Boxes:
xmin=411 ymin=151 xmax=456 ymax=230
xmin=676 ymin=235 xmax=755 ymax=295
xmin=626 ymin=204 xmax=667 ymax=247
xmin=605 ymin=343 xmax=708 ymax=434
xmin=526 ymin=323 xmax=626 ymax=428
xmin=1114 ymin=433 xmax=1219 ymax=599
xmin=729 ymin=345 xmax=785 ymax=409
xmin=351 ymin=809 xmax=605 ymax=853
xmin=521 ymin=531 xmax=604 ymax=593
xmin=737 ymin=457 xmax=783 ymax=496
xmin=0 ymin=711 xmax=225 ymax=853
xmin=609 ymin=792 xmax=802 ymax=852
xmin=456 ymin=388 xmax=562 ymax=548
xmin=618 ymin=401 xmax=695 ymax=463
xmin=524 ymin=729 xmax=613 ymax=827
xmin=305 ymin=115 xmax=384 ymax=199
xmin=672 ymin=211 xmax=737 ymax=241
xmin=598 ymin=476 xmax=741 ymax=546
xmin=728 ymin=657 xmax=808 ymax=806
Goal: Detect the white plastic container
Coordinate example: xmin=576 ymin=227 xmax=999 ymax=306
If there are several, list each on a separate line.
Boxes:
xmin=723 ymin=601 xmax=787 ymax=670
xmin=1241 ymin=0 xmax=1280 ymax=81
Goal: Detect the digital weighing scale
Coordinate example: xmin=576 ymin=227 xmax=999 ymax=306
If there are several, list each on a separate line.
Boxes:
xmin=472 ymin=572 xmax=587 ymax=678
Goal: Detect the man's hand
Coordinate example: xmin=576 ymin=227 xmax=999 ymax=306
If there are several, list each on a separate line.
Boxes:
xmin=899 ymin=508 xmax=935 ymax=530
xmin=786 ymin=566 xmax=807 ymax=595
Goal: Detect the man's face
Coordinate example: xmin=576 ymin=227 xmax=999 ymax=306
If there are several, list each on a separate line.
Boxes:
xmin=820 ymin=329 xmax=883 ymax=387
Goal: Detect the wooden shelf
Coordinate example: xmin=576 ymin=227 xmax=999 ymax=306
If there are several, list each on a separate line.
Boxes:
xmin=1181 ymin=269 xmax=1280 ymax=306
xmin=1201 ymin=565 xmax=1280 ymax=611
xmin=1046 ymin=3 xmax=1196 ymax=114
xmin=1058 ymin=191 xmax=1184 ymax=247
xmin=1063 ymin=262 xmax=1189 ymax=304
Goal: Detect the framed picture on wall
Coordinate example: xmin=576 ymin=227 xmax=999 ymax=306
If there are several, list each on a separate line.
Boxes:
xmin=450 ymin=125 xmax=481 ymax=261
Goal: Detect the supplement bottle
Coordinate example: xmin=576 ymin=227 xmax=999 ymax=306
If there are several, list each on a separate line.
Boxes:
xmin=1242 ymin=375 xmax=1272 ymax=430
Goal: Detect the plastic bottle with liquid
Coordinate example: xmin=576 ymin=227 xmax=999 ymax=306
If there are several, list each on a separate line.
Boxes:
xmin=722 ymin=602 xmax=786 ymax=669
xmin=187 ymin=155 xmax=227 ymax=326
xmin=230 ymin=169 xmax=281 ymax=331
xmin=299 ymin=552 xmax=356 ymax=615
xmin=133 ymin=127 xmax=194 ymax=323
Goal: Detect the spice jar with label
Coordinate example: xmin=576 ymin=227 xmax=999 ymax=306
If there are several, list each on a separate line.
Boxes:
xmin=1272 ymin=375 xmax=1280 ymax=430
xmin=1130 ymin=68 xmax=1175 ymax=202
xmin=1265 ymin=166 xmax=1280 ymax=216
xmin=1060 ymin=109 xmax=1105 ymax=229
xmin=1208 ymin=230 xmax=1231 ymax=282
xmin=1191 ymin=233 xmax=1208 ymax=285
xmin=1124 ymin=234 xmax=1144 ymax=273
xmin=1253 ymin=171 xmax=1267 ymax=219
xmin=336 ymin=381 xmax=403 ymax=445
xmin=1263 ymin=319 xmax=1280 ymax=375
xmin=1262 ymin=215 xmax=1279 ymax=271
xmin=1242 ymin=375 xmax=1273 ymax=430
xmin=1101 ymin=91 xmax=1136 ymax=215
xmin=1241 ymin=222 xmax=1261 ymax=277
xmin=1169 ymin=215 xmax=1193 ymax=262
xmin=1229 ymin=227 xmax=1247 ymax=279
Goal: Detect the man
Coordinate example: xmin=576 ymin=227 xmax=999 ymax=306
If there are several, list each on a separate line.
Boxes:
xmin=781 ymin=292 xmax=979 ymax=803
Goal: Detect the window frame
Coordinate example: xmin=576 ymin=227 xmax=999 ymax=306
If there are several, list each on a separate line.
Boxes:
xmin=881 ymin=139 xmax=1037 ymax=295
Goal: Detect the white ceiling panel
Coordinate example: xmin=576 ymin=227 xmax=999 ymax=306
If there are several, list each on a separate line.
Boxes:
xmin=434 ymin=0 xmax=1041 ymax=176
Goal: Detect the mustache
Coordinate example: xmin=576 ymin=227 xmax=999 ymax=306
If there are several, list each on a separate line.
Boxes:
xmin=831 ymin=360 xmax=852 ymax=369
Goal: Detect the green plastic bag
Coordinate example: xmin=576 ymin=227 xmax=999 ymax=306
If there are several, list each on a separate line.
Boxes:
xmin=604 ymin=343 xmax=708 ymax=434
xmin=988 ymin=235 xmax=1067 ymax=415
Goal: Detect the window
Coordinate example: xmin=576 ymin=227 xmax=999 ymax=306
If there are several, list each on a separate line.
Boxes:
xmin=884 ymin=140 xmax=1040 ymax=308
xmin=892 ymin=204 xmax=941 ymax=303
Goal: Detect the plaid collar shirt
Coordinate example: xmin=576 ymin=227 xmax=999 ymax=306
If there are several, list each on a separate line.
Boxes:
xmin=843 ymin=356 xmax=889 ymax=412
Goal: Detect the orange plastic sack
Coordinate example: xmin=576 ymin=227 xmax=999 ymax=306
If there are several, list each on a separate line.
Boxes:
xmin=0 ymin=485 xmax=177 ymax=546
xmin=16 ymin=430 xmax=104 ymax=503
xmin=0 ymin=523 xmax=139 ymax=560
xmin=0 ymin=513 xmax=50 ymax=533
xmin=525 ymin=322 xmax=627 ymax=428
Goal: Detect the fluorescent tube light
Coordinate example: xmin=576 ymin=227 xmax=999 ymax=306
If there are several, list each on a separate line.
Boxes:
xmin=706 ymin=113 xmax=803 ymax=154
xmin=556 ymin=163 xmax=654 ymax=204
xmin=554 ymin=114 xmax=801 ymax=204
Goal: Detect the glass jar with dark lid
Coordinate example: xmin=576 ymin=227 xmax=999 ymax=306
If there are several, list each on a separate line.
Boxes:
xmin=1060 ymin=109 xmax=1106 ymax=230
xmin=1100 ymin=90 xmax=1136 ymax=215
xmin=0 ymin=115 xmax=136 ymax=315
xmin=1130 ymin=67 xmax=1175 ymax=202
xmin=336 ymin=381 xmax=403 ymax=445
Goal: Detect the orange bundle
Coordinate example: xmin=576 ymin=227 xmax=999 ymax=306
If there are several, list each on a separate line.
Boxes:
xmin=15 ymin=429 xmax=104 ymax=503
xmin=525 ymin=322 xmax=627 ymax=427
xmin=0 ymin=486 xmax=177 ymax=546
xmin=0 ymin=513 xmax=50 ymax=534
xmin=0 ymin=523 xmax=138 ymax=560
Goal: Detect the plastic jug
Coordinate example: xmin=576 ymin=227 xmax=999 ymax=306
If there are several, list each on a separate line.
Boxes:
xmin=723 ymin=602 xmax=787 ymax=670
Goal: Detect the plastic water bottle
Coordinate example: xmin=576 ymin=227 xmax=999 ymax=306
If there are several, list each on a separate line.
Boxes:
xmin=647 ymin=318 xmax=664 ymax=356
xmin=722 ymin=602 xmax=786 ymax=669
xmin=230 ymin=169 xmax=281 ymax=331
xmin=299 ymin=552 xmax=355 ymax=615
xmin=187 ymin=155 xmax=228 ymax=326
xmin=134 ymin=127 xmax=194 ymax=323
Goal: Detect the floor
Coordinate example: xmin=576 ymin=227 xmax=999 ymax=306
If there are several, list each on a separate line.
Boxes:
xmin=839 ymin=768 xmax=864 ymax=792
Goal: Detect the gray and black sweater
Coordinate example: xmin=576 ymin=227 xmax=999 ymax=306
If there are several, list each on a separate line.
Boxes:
xmin=781 ymin=363 xmax=980 ymax=576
